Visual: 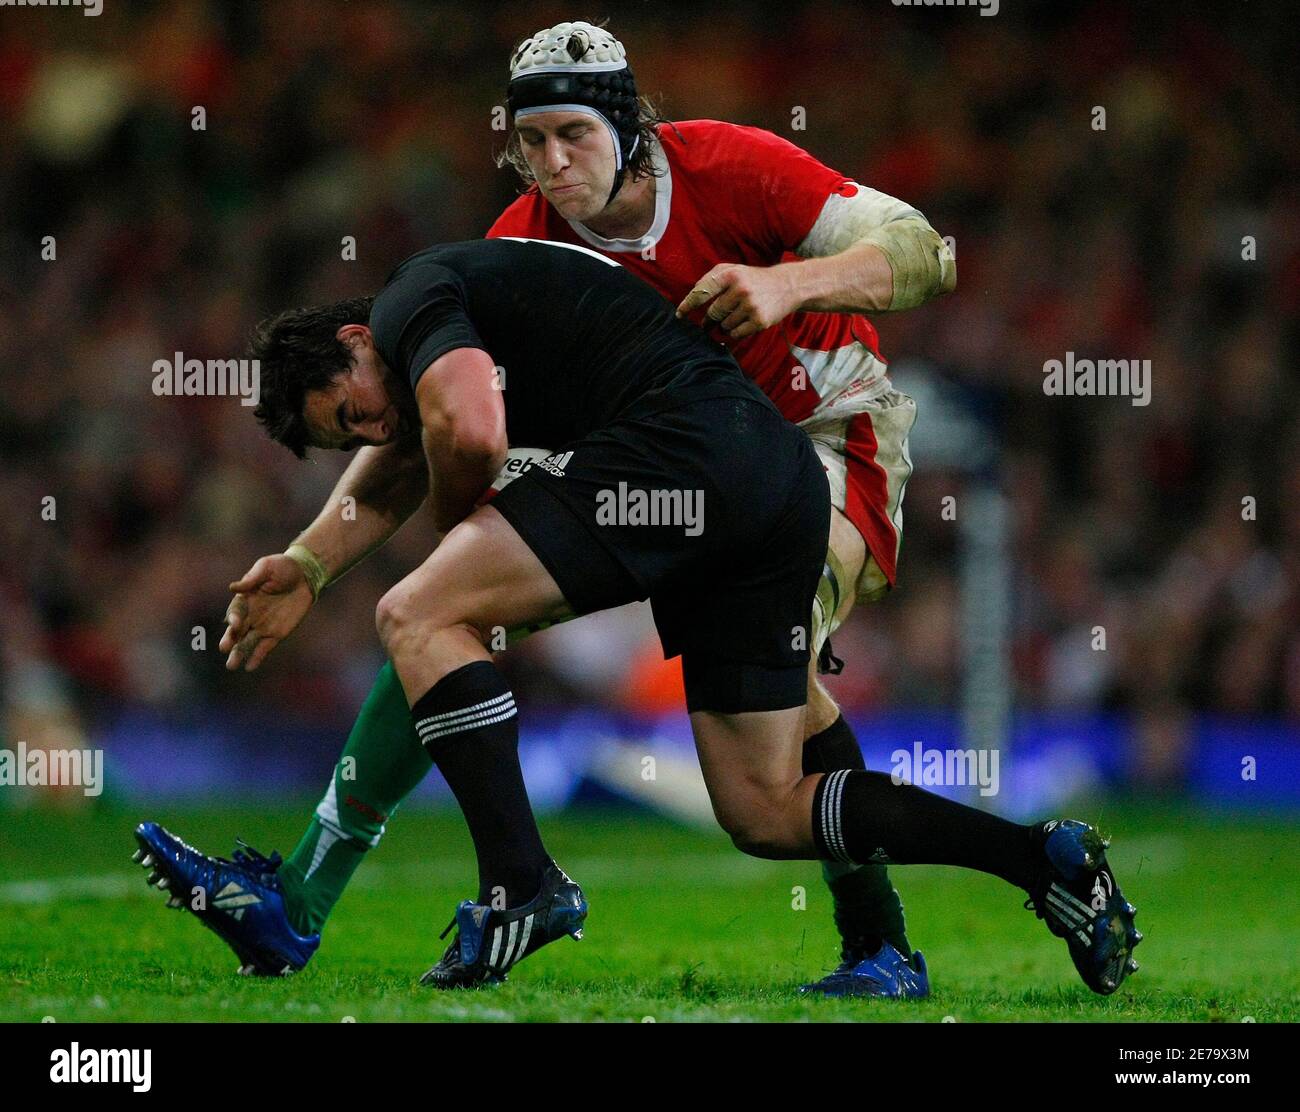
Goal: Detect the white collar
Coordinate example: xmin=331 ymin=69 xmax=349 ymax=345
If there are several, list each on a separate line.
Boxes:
xmin=567 ymin=140 xmax=671 ymax=254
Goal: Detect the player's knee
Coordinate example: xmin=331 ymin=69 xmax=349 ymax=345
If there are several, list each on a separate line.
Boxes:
xmin=717 ymin=802 xmax=800 ymax=860
xmin=374 ymin=588 xmax=402 ymax=649
xmin=375 ymin=585 xmax=431 ymax=654
xmin=376 ymin=588 xmax=483 ymax=660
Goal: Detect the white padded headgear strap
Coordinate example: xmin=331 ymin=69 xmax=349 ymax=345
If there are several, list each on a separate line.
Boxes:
xmin=513 ymin=104 xmax=626 ymax=173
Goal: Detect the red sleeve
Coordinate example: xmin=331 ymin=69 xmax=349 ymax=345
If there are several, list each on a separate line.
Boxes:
xmin=688 ymin=122 xmax=856 ymax=255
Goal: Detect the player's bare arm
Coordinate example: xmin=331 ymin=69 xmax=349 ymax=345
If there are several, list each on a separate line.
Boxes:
xmin=221 ymin=322 xmax=428 ymax=672
xmin=413 ymin=347 xmax=508 ymax=534
xmin=796 ymin=186 xmax=957 ymax=311
xmin=220 ymin=436 xmax=427 ymax=672
xmin=677 ymin=188 xmax=957 ymax=338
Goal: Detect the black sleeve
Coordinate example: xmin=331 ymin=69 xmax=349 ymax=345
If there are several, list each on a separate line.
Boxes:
xmin=370 ymin=259 xmax=486 ymax=388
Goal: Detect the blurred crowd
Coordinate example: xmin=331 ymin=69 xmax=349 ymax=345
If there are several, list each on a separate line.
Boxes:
xmin=1 ymin=0 xmax=1296 ymax=758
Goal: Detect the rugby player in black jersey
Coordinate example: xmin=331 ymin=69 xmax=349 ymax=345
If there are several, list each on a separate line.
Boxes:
xmin=136 ymin=237 xmax=1139 ymax=993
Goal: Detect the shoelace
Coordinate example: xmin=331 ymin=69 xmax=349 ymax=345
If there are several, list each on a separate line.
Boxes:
xmin=1024 ymin=892 xmax=1063 ymax=925
xmin=1024 ymin=893 xmax=1092 ymax=944
xmin=213 ymin=840 xmax=284 ymax=885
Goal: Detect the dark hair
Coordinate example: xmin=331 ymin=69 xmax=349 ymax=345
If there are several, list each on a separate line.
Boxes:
xmin=247 ymin=296 xmax=374 ymax=458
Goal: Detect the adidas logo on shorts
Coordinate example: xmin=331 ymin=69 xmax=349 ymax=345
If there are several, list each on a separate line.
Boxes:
xmin=532 ymin=450 xmax=573 ymax=477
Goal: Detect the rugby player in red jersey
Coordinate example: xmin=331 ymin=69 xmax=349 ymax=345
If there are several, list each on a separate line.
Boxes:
xmin=135 ymin=21 xmax=1140 ymax=1001
xmin=480 ymin=19 xmax=949 ymax=995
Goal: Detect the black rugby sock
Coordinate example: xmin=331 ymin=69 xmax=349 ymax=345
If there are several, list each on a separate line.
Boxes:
xmin=812 ymin=770 xmax=1039 ymax=890
xmin=801 ymin=714 xmax=866 ymax=777
xmin=411 ymin=661 xmax=550 ymax=907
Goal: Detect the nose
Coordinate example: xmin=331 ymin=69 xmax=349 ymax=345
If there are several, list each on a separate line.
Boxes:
xmin=544 ymin=137 xmax=570 ymax=177
xmin=355 ymin=415 xmax=390 ymax=444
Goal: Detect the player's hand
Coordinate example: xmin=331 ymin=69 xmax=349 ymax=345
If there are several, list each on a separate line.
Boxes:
xmin=676 ymin=263 xmax=801 ymax=340
xmin=220 ymin=554 xmax=315 ymax=672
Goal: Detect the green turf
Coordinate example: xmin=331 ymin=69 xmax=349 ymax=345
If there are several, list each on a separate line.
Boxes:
xmin=1 ymin=802 xmax=1296 ymax=1022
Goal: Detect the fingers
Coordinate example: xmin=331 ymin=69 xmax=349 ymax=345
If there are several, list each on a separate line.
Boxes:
xmin=704 ymin=287 xmax=744 ymax=325
xmin=676 ymin=265 xmax=731 ymax=316
xmin=224 ymin=627 xmax=276 ymax=672
xmin=229 ymin=556 xmax=273 ymax=594
xmin=719 ymin=300 xmax=763 ymax=337
xmin=224 ymin=634 xmax=250 ymax=671
xmin=680 ymin=267 xmax=762 ymax=337
xmin=715 ymin=301 xmax=751 ymax=332
xmin=220 ymin=596 xmax=248 ymax=652
xmin=243 ymin=635 xmax=279 ymax=672
xmin=726 ymin=318 xmax=763 ymax=340
xmin=224 ymin=598 xmax=243 ymax=626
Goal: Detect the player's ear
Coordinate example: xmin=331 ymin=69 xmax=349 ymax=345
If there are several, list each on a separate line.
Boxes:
xmin=336 ymin=323 xmax=373 ymax=352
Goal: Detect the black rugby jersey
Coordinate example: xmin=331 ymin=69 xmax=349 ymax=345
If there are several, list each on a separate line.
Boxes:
xmin=370 ymin=237 xmax=768 ymax=447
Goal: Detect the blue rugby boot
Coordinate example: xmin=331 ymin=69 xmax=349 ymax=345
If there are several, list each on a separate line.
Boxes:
xmin=420 ymin=861 xmax=587 ymax=989
xmin=1026 ymin=819 xmax=1142 ymax=995
xmin=800 ymin=942 xmax=930 ymax=998
xmin=133 ymin=821 xmax=320 ymax=976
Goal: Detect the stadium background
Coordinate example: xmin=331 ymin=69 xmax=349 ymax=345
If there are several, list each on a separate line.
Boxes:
xmin=1 ymin=0 xmax=1297 ymax=814
xmin=3 ymin=0 xmax=1299 ymax=1026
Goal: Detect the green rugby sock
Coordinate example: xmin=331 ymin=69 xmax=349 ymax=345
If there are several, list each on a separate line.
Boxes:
xmin=803 ymin=715 xmax=912 ymax=959
xmin=279 ymin=662 xmax=429 ymax=935
xmin=825 ymin=861 xmax=911 ymax=960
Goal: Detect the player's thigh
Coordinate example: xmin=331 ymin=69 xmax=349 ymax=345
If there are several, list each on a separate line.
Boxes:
xmin=827 ymin=506 xmax=868 ymax=627
xmin=689 ymin=705 xmax=815 ymax=856
xmin=808 ymin=506 xmax=868 ymax=671
xmin=805 ymin=659 xmax=839 ymax=738
xmin=804 ymin=506 xmax=868 ymax=719
xmin=378 ymin=505 xmax=570 ymax=639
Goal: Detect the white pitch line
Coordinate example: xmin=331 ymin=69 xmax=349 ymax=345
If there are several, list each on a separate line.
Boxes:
xmin=352 ymin=854 xmax=785 ymax=890
xmin=0 ymin=854 xmax=787 ymax=907
xmin=0 ymin=873 xmax=139 ymax=905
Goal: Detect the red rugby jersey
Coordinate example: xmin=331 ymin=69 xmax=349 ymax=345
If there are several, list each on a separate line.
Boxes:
xmin=486 ymin=119 xmax=890 ymax=425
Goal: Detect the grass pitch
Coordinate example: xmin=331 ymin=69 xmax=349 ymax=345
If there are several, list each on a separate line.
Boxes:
xmin=1 ymin=801 xmax=1296 ymax=1022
